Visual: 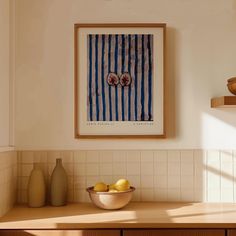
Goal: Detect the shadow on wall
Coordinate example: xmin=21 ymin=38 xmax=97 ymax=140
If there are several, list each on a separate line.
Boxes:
xmin=165 ymin=27 xmax=177 ymax=139
xmin=233 ymin=0 xmax=236 ymax=10
xmin=201 ymin=110 xmax=236 ymax=148
xmin=207 ymin=108 xmax=236 ymax=129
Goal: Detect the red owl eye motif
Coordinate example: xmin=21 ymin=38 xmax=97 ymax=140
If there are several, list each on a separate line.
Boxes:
xmin=107 ymin=72 xmax=119 ymax=86
xmin=120 ymin=72 xmax=132 ymax=86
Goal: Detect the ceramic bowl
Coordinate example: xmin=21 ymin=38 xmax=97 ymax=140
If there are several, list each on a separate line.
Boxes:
xmin=86 ymin=186 xmax=135 ymax=210
xmin=227 ymin=77 xmax=236 ymax=95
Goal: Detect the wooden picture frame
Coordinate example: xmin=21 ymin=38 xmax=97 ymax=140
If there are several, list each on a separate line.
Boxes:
xmin=74 ymin=23 xmax=166 ymax=139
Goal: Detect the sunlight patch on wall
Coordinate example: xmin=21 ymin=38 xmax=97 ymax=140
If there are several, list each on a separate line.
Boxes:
xmin=201 ymin=113 xmax=236 ymax=149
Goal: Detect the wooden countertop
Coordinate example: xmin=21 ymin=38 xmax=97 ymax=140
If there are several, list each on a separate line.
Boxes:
xmin=1 ymin=202 xmax=236 ymax=229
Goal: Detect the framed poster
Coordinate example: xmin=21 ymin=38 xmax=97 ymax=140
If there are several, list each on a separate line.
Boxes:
xmin=74 ymin=23 xmax=166 ymax=139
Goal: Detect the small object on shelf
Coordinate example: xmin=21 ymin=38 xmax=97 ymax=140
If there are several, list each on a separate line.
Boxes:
xmin=211 ymin=96 xmax=236 ymax=108
xmin=27 ymin=163 xmax=46 ymax=208
xmin=50 ymin=158 xmax=68 ymax=206
xmin=227 ymin=77 xmax=236 ymax=95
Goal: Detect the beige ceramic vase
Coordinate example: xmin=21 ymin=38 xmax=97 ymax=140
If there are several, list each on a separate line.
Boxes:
xmin=27 ymin=163 xmax=46 ymax=207
xmin=50 ymin=158 xmax=68 ymax=206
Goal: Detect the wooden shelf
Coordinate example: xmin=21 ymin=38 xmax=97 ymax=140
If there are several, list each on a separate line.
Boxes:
xmin=2 ymin=203 xmax=236 ymax=229
xmin=211 ymin=96 xmax=236 ymax=108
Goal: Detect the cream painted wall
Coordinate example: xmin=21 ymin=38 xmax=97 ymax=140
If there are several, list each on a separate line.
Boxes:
xmin=0 ymin=0 xmax=10 ymax=147
xmin=15 ymin=0 xmax=236 ymax=150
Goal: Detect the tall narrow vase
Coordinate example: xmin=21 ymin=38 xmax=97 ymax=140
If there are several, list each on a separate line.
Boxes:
xmin=50 ymin=158 xmax=68 ymax=206
xmin=27 ymin=163 xmax=46 ymax=207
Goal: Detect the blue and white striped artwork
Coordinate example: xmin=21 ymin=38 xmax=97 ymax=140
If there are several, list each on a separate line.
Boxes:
xmin=87 ymin=34 xmax=153 ymax=122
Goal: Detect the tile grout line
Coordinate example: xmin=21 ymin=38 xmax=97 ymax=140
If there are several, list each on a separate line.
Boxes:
xmin=233 ymin=150 xmax=235 ymax=203
xmin=72 ymin=151 xmax=75 ymax=202
xmin=139 ymin=151 xmax=142 ymax=201
xmin=179 ymin=150 xmax=182 ymax=201
xmin=180 ymin=150 xmax=182 ymax=201
xmin=85 ymin=151 xmax=88 ymax=202
xmin=167 ymin=150 xmax=169 ymax=201
xmin=192 ymin=150 xmax=194 ymax=202
xmin=153 ymin=151 xmax=155 ymax=200
xmin=206 ymin=150 xmax=208 ymax=202
xmin=71 ymin=151 xmax=75 ymax=203
xmin=112 ymin=151 xmax=114 ymax=183
xmin=219 ymin=150 xmax=221 ymax=202
xmin=125 ymin=151 xmax=127 ymax=180
xmin=193 ymin=150 xmax=196 ymax=202
xmin=231 ymin=149 xmax=233 ymax=203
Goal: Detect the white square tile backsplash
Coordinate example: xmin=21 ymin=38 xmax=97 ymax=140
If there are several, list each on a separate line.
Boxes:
xmin=113 ymin=162 xmax=126 ymax=175
xmin=141 ymin=162 xmax=153 ymax=175
xmin=127 ymin=162 xmax=140 ymax=175
xmin=0 ymin=151 xmax=17 ymax=217
xmin=16 ymin=149 xmax=236 ymax=204
xmin=141 ymin=175 xmax=154 ymax=188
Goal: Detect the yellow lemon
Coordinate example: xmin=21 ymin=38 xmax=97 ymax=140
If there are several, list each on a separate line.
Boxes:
xmin=115 ymin=179 xmax=130 ymax=191
xmin=93 ymin=182 xmax=108 ymax=192
xmin=108 ymin=183 xmax=116 ymax=190
xmin=108 ymin=189 xmax=119 ymax=193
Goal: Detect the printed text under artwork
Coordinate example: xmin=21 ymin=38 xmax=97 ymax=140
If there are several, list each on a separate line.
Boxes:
xmin=87 ymin=34 xmax=153 ymax=122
